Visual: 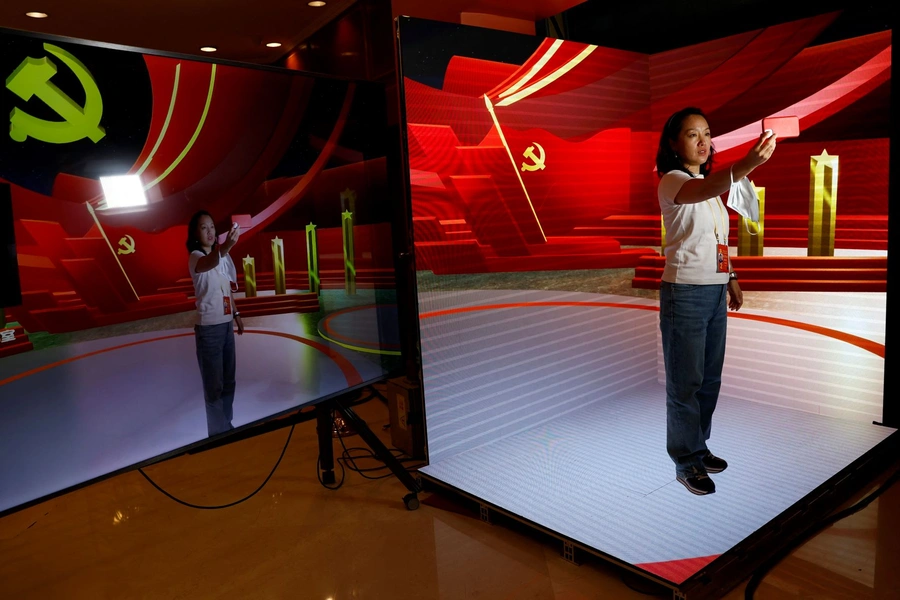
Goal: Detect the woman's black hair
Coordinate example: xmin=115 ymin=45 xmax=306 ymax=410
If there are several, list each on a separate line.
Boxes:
xmin=186 ymin=210 xmax=214 ymax=254
xmin=655 ymin=106 xmax=715 ymax=178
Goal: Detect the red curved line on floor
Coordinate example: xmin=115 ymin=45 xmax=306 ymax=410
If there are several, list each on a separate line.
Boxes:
xmin=0 ymin=329 xmax=364 ymax=388
xmin=321 ymin=304 xmax=401 ymax=349
xmin=728 ymin=312 xmax=884 ymax=358
xmin=0 ymin=332 xmax=194 ymax=388
xmin=419 ymin=302 xmax=885 ymax=358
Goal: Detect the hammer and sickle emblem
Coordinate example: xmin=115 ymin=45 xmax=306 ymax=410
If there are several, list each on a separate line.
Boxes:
xmin=5 ymin=43 xmax=106 ymax=144
xmin=117 ymin=235 xmax=135 ymax=255
xmin=521 ymin=142 xmax=546 ymax=172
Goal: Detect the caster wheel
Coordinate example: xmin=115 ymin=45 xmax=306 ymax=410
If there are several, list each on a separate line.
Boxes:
xmin=403 ymin=493 xmax=420 ymax=511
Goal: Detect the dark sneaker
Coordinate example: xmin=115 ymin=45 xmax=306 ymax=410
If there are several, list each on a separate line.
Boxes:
xmin=702 ymin=453 xmax=728 ymax=474
xmin=676 ymin=470 xmax=716 ymax=495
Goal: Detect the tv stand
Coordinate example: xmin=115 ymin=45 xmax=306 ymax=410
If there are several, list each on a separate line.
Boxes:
xmin=316 ymin=398 xmax=422 ymax=510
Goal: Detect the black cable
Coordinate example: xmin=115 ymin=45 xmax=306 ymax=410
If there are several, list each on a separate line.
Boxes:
xmin=315 ymin=391 xmax=377 ymax=490
xmin=316 ymin=453 xmax=346 ymax=490
xmin=138 ymin=424 xmax=295 ymax=510
xmin=332 ymin=409 xmax=425 ymax=479
xmin=337 ymin=443 xmax=425 ymax=480
xmin=140 ymin=384 xmax=387 ymax=499
xmin=315 ymin=387 xmax=423 ymax=489
xmin=316 ymin=409 xmax=423 ymax=489
xmin=745 ymin=464 xmax=900 ymax=599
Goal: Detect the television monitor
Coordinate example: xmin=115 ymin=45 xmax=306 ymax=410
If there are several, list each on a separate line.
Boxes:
xmin=0 ymin=28 xmax=401 ymax=517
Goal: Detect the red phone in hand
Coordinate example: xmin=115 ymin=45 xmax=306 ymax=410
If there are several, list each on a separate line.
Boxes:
xmin=231 ymin=214 xmax=253 ymax=230
xmin=762 ymin=116 xmax=800 ymax=139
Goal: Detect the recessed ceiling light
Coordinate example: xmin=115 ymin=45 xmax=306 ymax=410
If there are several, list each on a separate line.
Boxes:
xmin=200 ymin=46 xmax=217 ymax=52
xmin=25 ymin=11 xmax=48 ymax=18
xmin=308 ymin=1 xmax=326 ymax=7
xmin=266 ymin=42 xmax=282 ymax=48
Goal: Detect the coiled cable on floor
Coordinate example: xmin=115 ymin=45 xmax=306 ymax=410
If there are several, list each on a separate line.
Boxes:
xmin=316 ymin=405 xmax=424 ymax=490
xmin=745 ymin=464 xmax=900 ymax=599
xmin=138 ymin=424 xmax=295 ymax=510
xmin=335 ymin=435 xmax=425 ymax=481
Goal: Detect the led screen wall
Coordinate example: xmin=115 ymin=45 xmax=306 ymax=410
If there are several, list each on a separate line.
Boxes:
xmin=0 ymin=29 xmax=400 ymax=516
xmin=399 ymin=12 xmax=891 ymax=464
xmin=398 ymin=11 xmax=894 ymax=586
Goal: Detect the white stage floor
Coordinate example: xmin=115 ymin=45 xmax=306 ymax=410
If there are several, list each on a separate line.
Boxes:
xmin=0 ymin=312 xmax=391 ymax=515
xmin=421 ymin=381 xmax=895 ymax=583
xmin=416 ymin=287 xmax=893 ymax=584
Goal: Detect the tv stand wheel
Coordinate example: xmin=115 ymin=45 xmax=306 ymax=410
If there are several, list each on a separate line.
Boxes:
xmin=403 ymin=493 xmax=420 ymax=511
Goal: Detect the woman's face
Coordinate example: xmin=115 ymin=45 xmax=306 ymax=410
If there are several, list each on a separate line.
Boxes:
xmin=671 ymin=114 xmax=711 ymax=174
xmin=196 ymin=215 xmax=216 ymax=249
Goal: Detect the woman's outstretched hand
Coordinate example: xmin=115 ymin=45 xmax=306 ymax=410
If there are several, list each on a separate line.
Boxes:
xmin=221 ymin=224 xmax=240 ymax=253
xmin=742 ymin=130 xmax=777 ymax=170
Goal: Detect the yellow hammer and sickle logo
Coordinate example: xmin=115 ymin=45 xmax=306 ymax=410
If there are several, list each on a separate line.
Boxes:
xmin=117 ymin=235 xmax=135 ymax=255
xmin=521 ymin=142 xmax=546 ymax=172
xmin=5 ymin=43 xmax=106 ymax=144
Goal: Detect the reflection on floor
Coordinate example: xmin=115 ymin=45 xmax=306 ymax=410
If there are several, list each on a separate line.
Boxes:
xmin=0 ymin=312 xmax=391 ymax=515
xmin=0 ymin=397 xmax=897 ymax=600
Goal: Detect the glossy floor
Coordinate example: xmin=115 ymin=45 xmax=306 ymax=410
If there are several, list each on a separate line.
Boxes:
xmin=1 ymin=396 xmax=898 ymax=600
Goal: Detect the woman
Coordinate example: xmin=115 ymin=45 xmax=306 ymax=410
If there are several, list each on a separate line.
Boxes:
xmin=656 ymin=107 xmax=776 ymax=495
xmin=186 ymin=210 xmax=244 ymax=437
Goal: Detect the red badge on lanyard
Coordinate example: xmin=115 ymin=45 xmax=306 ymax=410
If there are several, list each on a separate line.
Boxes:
xmin=716 ymin=244 xmax=729 ymax=273
xmin=220 ymin=266 xmax=233 ymax=315
xmin=708 ymin=199 xmax=729 ymax=273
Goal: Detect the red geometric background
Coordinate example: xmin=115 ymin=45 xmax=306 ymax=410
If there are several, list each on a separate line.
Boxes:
xmin=404 ymin=13 xmax=890 ymax=286
xmin=2 ymin=44 xmax=393 ymax=359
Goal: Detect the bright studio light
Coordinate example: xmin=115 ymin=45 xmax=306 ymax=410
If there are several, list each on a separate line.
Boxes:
xmin=25 ymin=11 xmax=48 ymax=18
xmin=200 ymin=46 xmax=217 ymax=52
xmin=308 ymin=1 xmax=326 ymax=7
xmin=266 ymin=42 xmax=282 ymax=48
xmin=100 ymin=175 xmax=148 ymax=209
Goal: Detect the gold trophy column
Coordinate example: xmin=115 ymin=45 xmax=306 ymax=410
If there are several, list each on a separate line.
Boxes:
xmin=306 ymin=223 xmax=320 ymax=295
xmin=808 ymin=150 xmax=839 ymax=257
xmin=242 ymin=256 xmax=257 ymax=298
xmin=738 ymin=182 xmax=765 ymax=256
xmin=342 ymin=211 xmax=356 ymax=295
xmin=272 ymin=237 xmax=286 ymax=295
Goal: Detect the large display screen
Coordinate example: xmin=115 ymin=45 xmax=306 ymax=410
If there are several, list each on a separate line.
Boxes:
xmin=399 ymin=11 xmax=892 ymax=584
xmin=0 ymin=29 xmax=401 ymax=516
xmin=400 ymin=10 xmax=890 ymax=461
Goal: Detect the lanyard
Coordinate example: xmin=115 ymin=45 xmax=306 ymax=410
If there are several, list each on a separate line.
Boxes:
xmin=705 ymin=198 xmax=727 ymax=244
xmin=217 ymin=256 xmax=231 ymax=296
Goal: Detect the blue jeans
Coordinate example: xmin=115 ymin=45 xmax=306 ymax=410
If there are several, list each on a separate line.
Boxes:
xmin=195 ymin=322 xmax=236 ymax=437
xmin=659 ymin=282 xmax=727 ymax=478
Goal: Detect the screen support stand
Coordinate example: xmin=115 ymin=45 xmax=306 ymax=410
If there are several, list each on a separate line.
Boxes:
xmin=316 ymin=403 xmax=337 ymax=485
xmin=316 ymin=399 xmax=421 ymax=510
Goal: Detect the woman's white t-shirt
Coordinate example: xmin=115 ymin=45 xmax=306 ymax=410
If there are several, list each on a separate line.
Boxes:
xmin=658 ymin=170 xmax=730 ymax=285
xmin=189 ymin=250 xmax=237 ymax=326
